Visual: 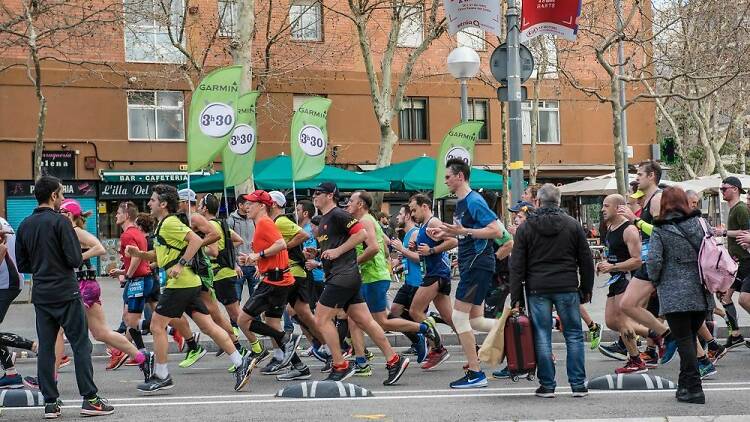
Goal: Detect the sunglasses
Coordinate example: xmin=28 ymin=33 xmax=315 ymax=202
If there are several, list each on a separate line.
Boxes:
xmin=720 ymin=186 xmax=735 ymax=192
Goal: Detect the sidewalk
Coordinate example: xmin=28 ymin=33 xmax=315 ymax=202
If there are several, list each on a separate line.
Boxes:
xmin=6 ymin=275 xmax=749 ymax=356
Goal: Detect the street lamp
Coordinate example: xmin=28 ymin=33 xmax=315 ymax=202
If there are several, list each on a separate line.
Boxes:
xmin=447 ymin=46 xmax=481 ymax=122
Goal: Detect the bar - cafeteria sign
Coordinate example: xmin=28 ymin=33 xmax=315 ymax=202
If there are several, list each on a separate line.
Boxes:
xmin=520 ymin=0 xmax=582 ymax=42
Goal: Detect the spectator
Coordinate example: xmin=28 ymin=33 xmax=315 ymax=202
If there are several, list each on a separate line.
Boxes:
xmin=510 ymin=183 xmax=594 ymax=399
xmin=227 ymin=195 xmax=257 ymax=302
xmin=646 ymin=186 xmax=714 ymax=404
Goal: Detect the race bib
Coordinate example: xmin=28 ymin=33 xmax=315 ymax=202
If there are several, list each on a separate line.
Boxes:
xmin=126 ymin=278 xmax=145 ymax=298
xmin=600 ymin=272 xmax=624 ymax=288
xmin=641 ymin=241 xmax=650 ymax=262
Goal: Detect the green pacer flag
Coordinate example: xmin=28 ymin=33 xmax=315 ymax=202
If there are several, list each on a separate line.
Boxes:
xmin=290 ymin=97 xmax=332 ymax=181
xmin=433 ymin=121 xmax=484 ymax=199
xmin=222 ymin=91 xmax=260 ymax=187
xmin=187 ymin=65 xmax=242 ymax=172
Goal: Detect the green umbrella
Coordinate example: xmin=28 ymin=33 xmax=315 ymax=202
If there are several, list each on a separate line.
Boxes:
xmin=366 ymin=155 xmax=504 ymax=191
xmin=179 ymin=155 xmax=390 ymax=192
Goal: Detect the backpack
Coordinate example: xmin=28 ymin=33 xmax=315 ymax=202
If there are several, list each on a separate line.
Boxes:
xmin=210 ymin=217 xmax=237 ymax=270
xmin=155 ymin=214 xmax=212 ymax=279
xmin=674 ymin=217 xmax=738 ymax=293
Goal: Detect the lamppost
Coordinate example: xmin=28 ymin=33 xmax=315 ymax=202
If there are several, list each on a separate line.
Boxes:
xmin=447 ymin=46 xmax=481 ymax=123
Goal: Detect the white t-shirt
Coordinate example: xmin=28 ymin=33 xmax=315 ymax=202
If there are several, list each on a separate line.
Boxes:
xmin=0 ymin=217 xmax=21 ymax=290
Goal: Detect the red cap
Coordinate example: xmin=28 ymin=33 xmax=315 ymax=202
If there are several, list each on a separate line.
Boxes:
xmin=242 ymin=190 xmax=273 ymax=207
xmin=60 ymin=199 xmax=83 ymax=217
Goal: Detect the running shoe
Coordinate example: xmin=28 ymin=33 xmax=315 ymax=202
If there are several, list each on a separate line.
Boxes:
xmin=698 ymin=360 xmax=717 ymax=380
xmin=233 ymin=326 xmax=241 ymax=338
xmin=276 ymin=364 xmax=311 ymax=381
xmin=234 ymin=353 xmax=254 ymax=391
xmin=251 ymin=347 xmax=271 ymax=366
xmin=320 ymin=359 xmax=332 ymax=373
xmin=354 ymin=363 xmax=373 ymax=377
xmin=0 ymin=373 xmax=23 ymax=389
xmin=325 ymin=361 xmax=356 ymax=382
xmin=415 ymin=333 xmax=428 ymax=364
xmin=449 ymin=369 xmax=488 ymax=389
xmin=23 ymin=376 xmax=39 ymax=389
xmin=725 ymin=334 xmax=745 ymax=349
xmin=598 ymin=342 xmax=627 ymax=361
xmin=403 ymin=345 xmax=418 ymax=356
xmin=124 ymin=357 xmax=140 ymax=366
xmin=172 ymin=331 xmax=185 ymax=353
xmin=707 ymin=344 xmax=728 ymax=364
xmin=280 ymin=334 xmax=302 ymax=368
xmin=260 ymin=357 xmax=289 ymax=375
xmin=639 ymin=350 xmax=659 ymax=368
xmin=365 ymin=348 xmax=375 ymax=362
xmin=535 ymin=385 xmax=555 ymax=398
xmin=342 ymin=344 xmax=354 ymax=359
xmin=44 ymin=399 xmax=62 ymax=419
xmin=140 ymin=350 xmax=154 ymax=382
xmin=105 ymin=349 xmax=128 ymax=371
xmin=571 ymin=385 xmax=588 ymax=398
xmin=178 ymin=345 xmax=207 ymax=368
xmin=615 ymin=356 xmax=647 ymax=374
xmin=383 ymin=354 xmax=409 ymax=386
xmin=215 ymin=348 xmax=226 ymax=358
xmin=490 ymin=366 xmax=528 ymax=379
xmin=228 ymin=346 xmax=249 ymax=373
xmin=423 ymin=316 xmax=441 ymax=348
xmin=137 ymin=375 xmax=174 ymax=393
xmin=421 ymin=347 xmax=450 ymax=370
xmin=310 ymin=344 xmax=331 ymax=363
xmin=660 ymin=339 xmax=679 ymax=365
xmin=588 ymin=323 xmax=602 ymax=350
xmin=80 ymin=395 xmax=114 ymax=416
xmin=58 ymin=355 xmax=71 ymax=368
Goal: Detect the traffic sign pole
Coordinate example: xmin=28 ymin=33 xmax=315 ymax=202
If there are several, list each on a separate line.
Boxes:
xmin=507 ymin=0 xmax=524 ymax=203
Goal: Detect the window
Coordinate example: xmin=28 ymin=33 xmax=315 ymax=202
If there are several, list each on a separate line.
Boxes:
xmin=529 ymin=35 xmax=558 ymax=78
xmin=218 ymin=0 xmax=238 ymax=38
xmin=467 ymin=99 xmax=489 ymax=141
xmin=399 ymin=98 xmax=428 ymax=141
xmin=457 ymin=27 xmax=485 ymax=51
xmin=397 ymin=6 xmax=423 ymax=48
xmin=124 ymin=0 xmax=184 ymax=63
xmin=522 ymin=100 xmax=560 ymax=144
xmin=290 ymin=0 xmax=322 ymax=41
xmin=127 ymin=91 xmax=185 ymax=141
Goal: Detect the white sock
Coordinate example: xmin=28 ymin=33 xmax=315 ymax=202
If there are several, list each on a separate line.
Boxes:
xmin=229 ymin=351 xmax=243 ymax=367
xmin=273 ymin=348 xmax=284 ymax=360
xmin=154 ymin=363 xmax=169 ymax=379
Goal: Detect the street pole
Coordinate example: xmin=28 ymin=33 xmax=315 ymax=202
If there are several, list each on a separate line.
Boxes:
xmin=616 ymin=0 xmax=629 ymax=180
xmin=507 ymin=0 xmax=523 ymax=203
xmin=460 ymin=79 xmax=469 ymax=123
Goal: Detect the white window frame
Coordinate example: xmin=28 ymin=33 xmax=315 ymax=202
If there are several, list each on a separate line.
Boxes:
xmin=399 ymin=97 xmax=428 ymax=141
xmin=457 ymin=27 xmax=485 ymax=51
xmin=124 ymin=0 xmax=185 ymax=64
xmin=127 ymin=90 xmax=185 ymax=142
xmin=397 ymin=5 xmax=423 ymax=48
xmin=467 ymin=98 xmax=489 ymax=142
xmin=218 ymin=0 xmax=238 ymax=38
xmin=289 ymin=0 xmax=323 ymax=42
xmin=522 ymin=100 xmax=561 ymax=145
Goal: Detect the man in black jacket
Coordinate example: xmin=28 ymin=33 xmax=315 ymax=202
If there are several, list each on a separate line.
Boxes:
xmin=15 ymin=176 xmax=113 ymax=418
xmin=510 ymin=183 xmax=594 ymax=399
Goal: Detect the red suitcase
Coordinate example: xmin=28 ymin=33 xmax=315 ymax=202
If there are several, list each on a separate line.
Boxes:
xmin=504 ymin=283 xmax=536 ymax=382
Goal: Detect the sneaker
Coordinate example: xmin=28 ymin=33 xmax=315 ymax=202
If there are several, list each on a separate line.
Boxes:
xmin=233 ymin=326 xmax=241 ymax=338
xmin=23 ymin=375 xmax=39 ymax=389
xmin=260 ymin=357 xmax=289 ymax=375
xmin=423 ymin=316 xmax=442 ymax=348
xmin=139 ymin=350 xmax=154 ymax=382
xmin=341 ymin=344 xmax=354 ymax=359
xmin=725 ymin=334 xmax=745 ymax=349
xmin=172 ymin=331 xmax=185 ymax=353
xmin=571 ymin=385 xmax=588 ymax=398
xmin=491 ymin=366 xmax=528 ymax=379
xmin=365 ymin=348 xmax=375 ymax=362
xmin=660 ymin=339 xmax=679 ymax=365
xmin=124 ymin=357 xmax=140 ymax=366
xmin=106 ymin=349 xmax=128 ymax=371
xmin=276 ymin=364 xmax=311 ymax=381
xmin=698 ymin=360 xmax=717 ymax=380
xmin=707 ymin=344 xmax=728 ymax=364
xmin=404 ymin=345 xmax=418 ymax=356
xmin=598 ymin=342 xmax=627 ymax=361
xmin=415 ymin=333 xmax=428 ymax=364
xmin=449 ymin=370 xmax=488 ymax=389
xmin=325 ymin=361 xmax=356 ymax=382
xmin=421 ymin=347 xmax=450 ymax=370
xmin=215 ymin=348 xmax=226 ymax=358
xmin=44 ymin=400 xmax=62 ymax=419
xmin=589 ymin=323 xmax=602 ymax=350
xmin=178 ymin=345 xmax=206 ymax=368
xmin=535 ymin=385 xmax=555 ymax=398
xmin=354 ymin=363 xmax=373 ymax=377
xmin=615 ymin=357 xmax=648 ymax=374
xmin=310 ymin=344 xmax=331 ymax=363
xmin=0 ymin=373 xmax=23 ymax=389
xmin=320 ymin=359 xmax=332 ymax=373
xmin=280 ymin=334 xmax=302 ymax=368
xmin=228 ymin=347 xmax=249 ymax=373
xmin=251 ymin=347 xmax=271 ymax=366
xmin=383 ymin=354 xmax=409 ymax=386
xmin=640 ymin=350 xmax=659 ymax=368
xmin=234 ymin=353 xmax=254 ymax=391
xmin=58 ymin=355 xmax=71 ymax=368
xmin=80 ymin=395 xmax=114 ymax=416
xmin=137 ymin=375 xmax=174 ymax=393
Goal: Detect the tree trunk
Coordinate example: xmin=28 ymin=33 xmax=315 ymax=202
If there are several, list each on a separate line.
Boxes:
xmin=500 ymin=102 xmax=512 ymax=228
xmin=610 ymin=79 xmax=627 ymax=195
xmin=371 ymin=124 xmax=399 ymax=211
xmin=25 ymin=2 xmax=46 ymax=180
xmin=529 ymin=78 xmax=540 ymax=185
xmin=232 ymin=0 xmax=255 ymax=195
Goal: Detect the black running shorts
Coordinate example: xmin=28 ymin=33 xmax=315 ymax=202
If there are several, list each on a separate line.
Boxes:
xmin=213 ymin=276 xmax=240 ymax=306
xmin=287 ymin=276 xmax=312 ymax=307
xmin=392 ymin=284 xmax=419 ymax=309
xmin=318 ymin=283 xmax=365 ymax=311
xmin=155 ymin=286 xmax=208 ymax=319
xmin=420 ymin=276 xmax=451 ymax=296
xmin=242 ymin=282 xmax=291 ymax=319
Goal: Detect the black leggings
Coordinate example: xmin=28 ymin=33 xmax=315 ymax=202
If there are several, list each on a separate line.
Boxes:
xmin=0 ymin=332 xmax=35 ymax=370
xmin=665 ymin=311 xmax=705 ymax=393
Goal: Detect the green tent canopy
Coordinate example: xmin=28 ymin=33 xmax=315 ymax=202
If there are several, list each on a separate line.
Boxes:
xmin=179 ymin=155 xmax=390 ymax=192
xmin=366 ymin=156 xmax=505 ymax=191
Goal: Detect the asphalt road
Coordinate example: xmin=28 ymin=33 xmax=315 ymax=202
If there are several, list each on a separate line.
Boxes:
xmin=4 ymin=344 xmax=750 ymax=421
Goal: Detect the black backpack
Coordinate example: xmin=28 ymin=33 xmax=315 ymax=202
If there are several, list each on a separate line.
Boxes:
xmin=210 ymin=217 xmax=237 ymax=270
xmin=155 ymin=214 xmax=211 ymax=278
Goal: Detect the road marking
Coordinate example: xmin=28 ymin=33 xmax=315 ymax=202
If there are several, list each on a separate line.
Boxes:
xmin=352 ymin=414 xmax=387 ymax=420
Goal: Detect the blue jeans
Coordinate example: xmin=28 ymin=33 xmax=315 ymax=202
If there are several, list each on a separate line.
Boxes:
xmin=235 ymin=265 xmax=258 ymax=301
xmin=528 ymin=292 xmax=586 ymax=390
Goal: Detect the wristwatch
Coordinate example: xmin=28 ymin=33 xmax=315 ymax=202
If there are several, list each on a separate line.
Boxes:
xmin=259 ymin=250 xmax=266 ymax=258
xmin=429 ymin=247 xmax=435 ymax=255
xmin=178 ymin=257 xmax=190 ymax=266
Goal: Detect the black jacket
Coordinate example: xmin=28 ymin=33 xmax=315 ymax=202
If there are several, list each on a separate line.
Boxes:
xmin=15 ymin=207 xmax=82 ymax=305
xmin=509 ymin=207 xmax=595 ymax=305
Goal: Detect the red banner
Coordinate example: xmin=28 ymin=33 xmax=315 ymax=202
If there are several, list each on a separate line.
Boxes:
xmin=520 ymin=0 xmax=582 ymax=42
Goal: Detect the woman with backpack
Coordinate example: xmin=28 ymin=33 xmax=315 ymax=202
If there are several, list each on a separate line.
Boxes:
xmin=646 ymin=186 xmax=714 ymax=404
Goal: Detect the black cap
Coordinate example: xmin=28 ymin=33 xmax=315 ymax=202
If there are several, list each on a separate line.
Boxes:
xmin=722 ymin=176 xmax=746 ymax=194
xmin=314 ymin=181 xmax=339 ymax=196
xmin=509 ymin=200 xmax=535 ymax=213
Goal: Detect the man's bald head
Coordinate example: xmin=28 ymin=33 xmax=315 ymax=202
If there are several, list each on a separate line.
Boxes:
xmin=604 ymin=194 xmax=626 ymax=207
xmin=602 ymin=194 xmax=626 ymax=222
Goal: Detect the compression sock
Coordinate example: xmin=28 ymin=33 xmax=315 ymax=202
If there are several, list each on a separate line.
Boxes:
xmin=248 ymin=320 xmax=285 ymax=346
xmin=724 ymin=303 xmax=739 ymax=332
xmin=128 ymin=328 xmax=145 ymax=350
